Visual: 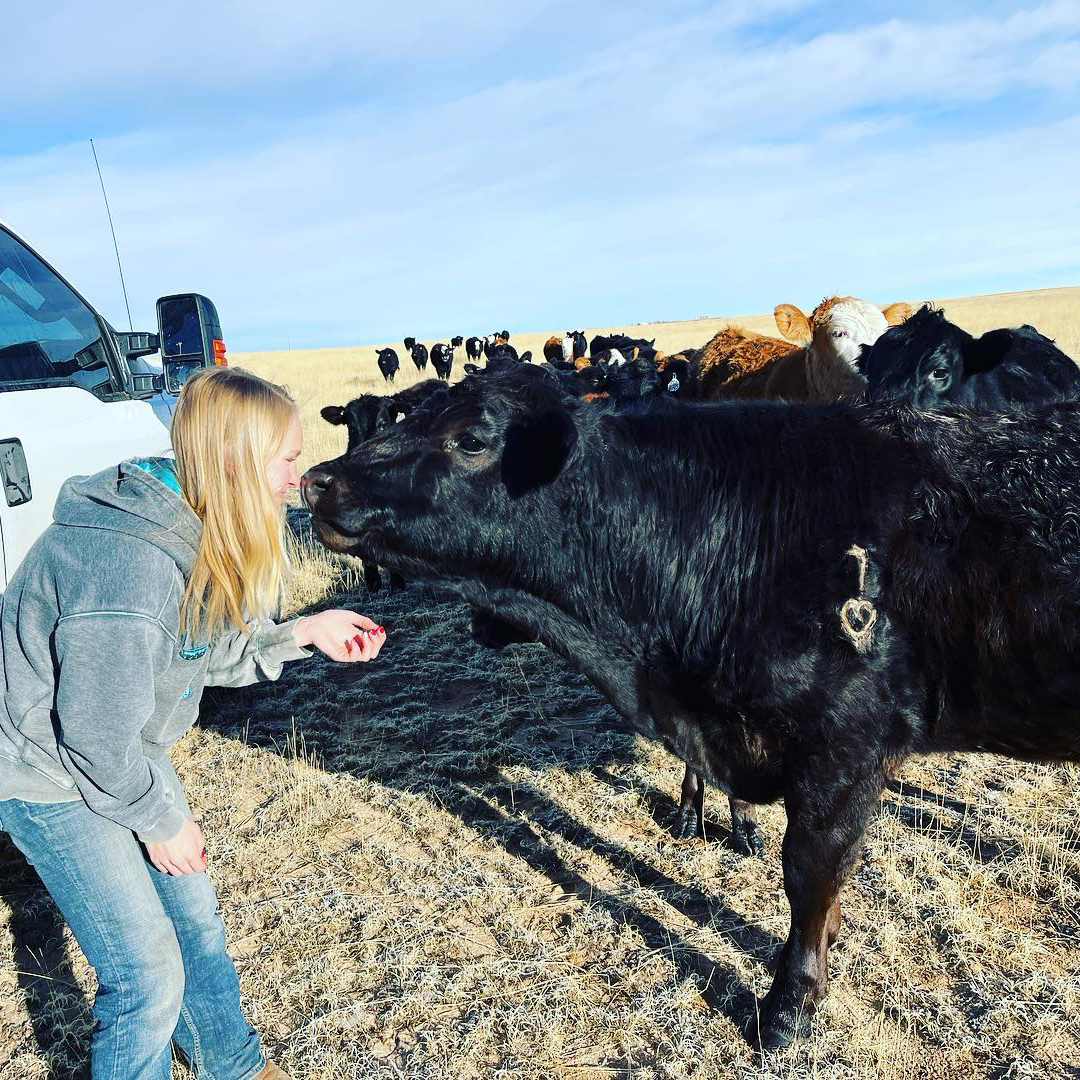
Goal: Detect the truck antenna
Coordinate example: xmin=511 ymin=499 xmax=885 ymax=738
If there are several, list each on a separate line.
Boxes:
xmin=90 ymin=138 xmax=134 ymax=331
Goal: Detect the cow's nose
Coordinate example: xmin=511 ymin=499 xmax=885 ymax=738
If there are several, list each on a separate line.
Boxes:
xmin=300 ymin=468 xmax=335 ymax=508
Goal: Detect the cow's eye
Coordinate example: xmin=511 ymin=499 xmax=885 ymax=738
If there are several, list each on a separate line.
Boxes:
xmin=930 ymin=367 xmax=950 ymax=382
xmin=831 ymin=328 xmax=846 ymax=338
xmin=453 ymin=433 xmax=487 ymax=455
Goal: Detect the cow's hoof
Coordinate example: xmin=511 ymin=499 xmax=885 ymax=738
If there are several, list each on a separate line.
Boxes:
xmin=733 ymin=821 xmax=766 ymax=858
xmin=756 ymin=993 xmax=813 ymax=1050
xmin=670 ymin=805 xmax=702 ymax=840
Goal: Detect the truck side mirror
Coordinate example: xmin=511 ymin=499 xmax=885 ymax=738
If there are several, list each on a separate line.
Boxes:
xmin=156 ymin=293 xmax=227 ymax=394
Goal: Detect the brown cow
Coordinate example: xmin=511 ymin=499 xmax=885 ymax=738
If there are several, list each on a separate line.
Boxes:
xmin=543 ymin=335 xmax=564 ymax=363
xmin=697 ymin=296 xmax=912 ymax=402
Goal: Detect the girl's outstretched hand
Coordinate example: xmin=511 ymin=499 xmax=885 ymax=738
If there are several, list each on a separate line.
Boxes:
xmin=292 ymin=609 xmax=386 ymax=663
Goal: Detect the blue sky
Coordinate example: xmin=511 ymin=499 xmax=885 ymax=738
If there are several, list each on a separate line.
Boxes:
xmin=3 ymin=1 xmax=1079 ymax=351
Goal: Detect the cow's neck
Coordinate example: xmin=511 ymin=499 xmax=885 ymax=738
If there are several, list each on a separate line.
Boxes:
xmin=805 ymin=344 xmax=867 ymax=403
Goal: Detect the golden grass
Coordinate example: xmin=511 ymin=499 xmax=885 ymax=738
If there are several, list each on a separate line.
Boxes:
xmin=2 ymin=288 xmax=1079 ymax=1079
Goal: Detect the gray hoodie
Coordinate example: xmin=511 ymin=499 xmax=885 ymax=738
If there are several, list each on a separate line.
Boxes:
xmin=0 ymin=459 xmax=311 ymax=842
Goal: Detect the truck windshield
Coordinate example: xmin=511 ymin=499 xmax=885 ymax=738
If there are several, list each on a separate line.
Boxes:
xmin=0 ymin=226 xmax=111 ymax=388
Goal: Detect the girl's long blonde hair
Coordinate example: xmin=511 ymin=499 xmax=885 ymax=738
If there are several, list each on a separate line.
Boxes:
xmin=171 ymin=367 xmax=297 ymax=642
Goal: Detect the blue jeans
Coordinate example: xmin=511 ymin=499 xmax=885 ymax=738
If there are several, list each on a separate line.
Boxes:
xmin=0 ymin=796 xmax=265 ymax=1080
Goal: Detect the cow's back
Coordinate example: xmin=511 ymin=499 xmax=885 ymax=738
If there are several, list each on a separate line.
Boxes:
xmin=696 ymin=327 xmax=803 ymax=400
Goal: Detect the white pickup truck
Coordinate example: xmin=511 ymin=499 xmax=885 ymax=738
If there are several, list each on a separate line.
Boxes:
xmin=0 ymin=220 xmax=226 ymax=588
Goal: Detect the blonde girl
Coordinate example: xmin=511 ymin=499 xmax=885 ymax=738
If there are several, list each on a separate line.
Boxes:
xmin=0 ymin=367 xmax=382 ymax=1079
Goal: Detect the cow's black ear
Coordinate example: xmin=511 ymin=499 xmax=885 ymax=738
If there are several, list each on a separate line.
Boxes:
xmin=501 ymin=407 xmax=577 ymax=498
xmin=964 ymin=328 xmax=1013 ymax=375
xmin=321 ymin=405 xmax=346 ymax=425
xmin=519 ymin=351 xmax=532 ymax=364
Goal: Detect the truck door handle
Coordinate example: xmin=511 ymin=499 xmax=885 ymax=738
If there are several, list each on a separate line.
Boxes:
xmin=0 ymin=439 xmax=32 ymax=506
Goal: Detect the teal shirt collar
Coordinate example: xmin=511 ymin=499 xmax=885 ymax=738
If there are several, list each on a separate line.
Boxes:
xmin=130 ymin=457 xmax=181 ymax=497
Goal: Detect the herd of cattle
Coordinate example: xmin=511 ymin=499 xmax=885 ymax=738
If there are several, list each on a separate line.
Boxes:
xmin=377 ymin=332 xmax=517 ymax=383
xmin=308 ymin=296 xmax=1080 ymax=1049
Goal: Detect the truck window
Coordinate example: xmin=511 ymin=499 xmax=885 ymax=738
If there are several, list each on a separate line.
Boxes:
xmin=0 ymin=227 xmax=114 ymax=396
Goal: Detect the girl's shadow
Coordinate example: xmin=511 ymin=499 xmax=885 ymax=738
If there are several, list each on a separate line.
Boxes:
xmin=0 ymin=832 xmax=92 ymax=1078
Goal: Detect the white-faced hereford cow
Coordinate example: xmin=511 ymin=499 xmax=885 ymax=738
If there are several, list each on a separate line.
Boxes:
xmin=696 ymin=296 xmax=912 ymax=403
xmin=303 ymin=364 xmax=1080 ymax=1049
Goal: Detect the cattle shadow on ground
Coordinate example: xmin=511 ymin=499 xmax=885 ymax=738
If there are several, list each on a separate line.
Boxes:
xmin=589 ymin=764 xmax=745 ymax=851
xmin=199 ymin=574 xmax=786 ymax=1037
xmin=0 ymin=833 xmax=91 ymax=1078
xmin=880 ymin=801 xmax=1015 ymax=866
xmin=430 ymin=780 xmax=765 ymax=1028
xmin=884 ymin=776 xmax=975 ymax=820
xmin=479 ymin=779 xmax=777 ymax=964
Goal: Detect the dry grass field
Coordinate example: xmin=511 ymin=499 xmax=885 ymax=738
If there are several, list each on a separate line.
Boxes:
xmin=2 ymin=289 xmax=1079 ymax=1079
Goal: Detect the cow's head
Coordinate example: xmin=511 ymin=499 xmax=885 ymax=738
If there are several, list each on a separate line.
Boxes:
xmin=774 ymin=296 xmax=911 ymax=400
xmin=857 ymin=304 xmax=1046 ymax=407
xmin=775 ymin=297 xmax=911 ymax=370
xmin=320 ymin=394 xmax=399 ymax=453
xmin=662 ymin=357 xmax=691 ymax=395
xmin=303 ymin=366 xmax=579 ymax=578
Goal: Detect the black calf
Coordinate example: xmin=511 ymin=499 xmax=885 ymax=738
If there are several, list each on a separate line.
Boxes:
xmin=376 ymin=347 xmax=399 ymax=383
xmin=431 ymin=342 xmax=455 ymax=381
xmin=404 ymin=337 xmax=429 ymax=372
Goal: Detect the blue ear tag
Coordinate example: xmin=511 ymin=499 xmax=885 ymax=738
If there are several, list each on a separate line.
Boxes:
xmin=667 ymin=376 xmax=680 ymax=393
xmin=179 ymin=643 xmax=209 ymax=661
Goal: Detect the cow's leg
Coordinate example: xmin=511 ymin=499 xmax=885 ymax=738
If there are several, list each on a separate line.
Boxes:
xmin=388 ymin=571 xmax=406 ymax=591
xmin=671 ymin=773 xmax=764 ymax=856
xmin=757 ymin=767 xmax=882 ymax=1049
xmin=729 ymin=797 xmax=765 ymax=858
xmin=671 ymin=766 xmax=704 ymax=839
xmin=364 ymin=562 xmax=382 ymax=592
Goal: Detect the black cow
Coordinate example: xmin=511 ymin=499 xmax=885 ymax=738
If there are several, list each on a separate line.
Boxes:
xmin=487 ymin=342 xmax=521 ymax=364
xmin=376 ymin=347 xmax=399 ymax=383
xmin=451 ymin=335 xmax=464 ymax=348
xmin=431 ymin=342 xmax=455 ymax=381
xmin=403 ymin=337 xmax=429 ymax=372
xmin=304 ymin=365 xmax=1080 ymax=1048
xmin=484 ymin=332 xmax=510 ymax=360
xmin=660 ymin=355 xmax=694 ymax=399
xmin=320 ymin=379 xmax=445 ymax=452
xmin=561 ymin=330 xmax=587 ymax=363
xmin=590 ymin=333 xmax=658 ymax=362
xmin=860 ymin=305 xmax=1080 ymax=407
xmin=465 ymin=336 xmax=484 ymax=363
xmin=319 ymin=379 xmax=444 ymax=590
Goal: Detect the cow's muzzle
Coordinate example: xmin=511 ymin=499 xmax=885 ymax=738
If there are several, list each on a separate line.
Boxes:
xmin=300 ymin=467 xmax=335 ymax=510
